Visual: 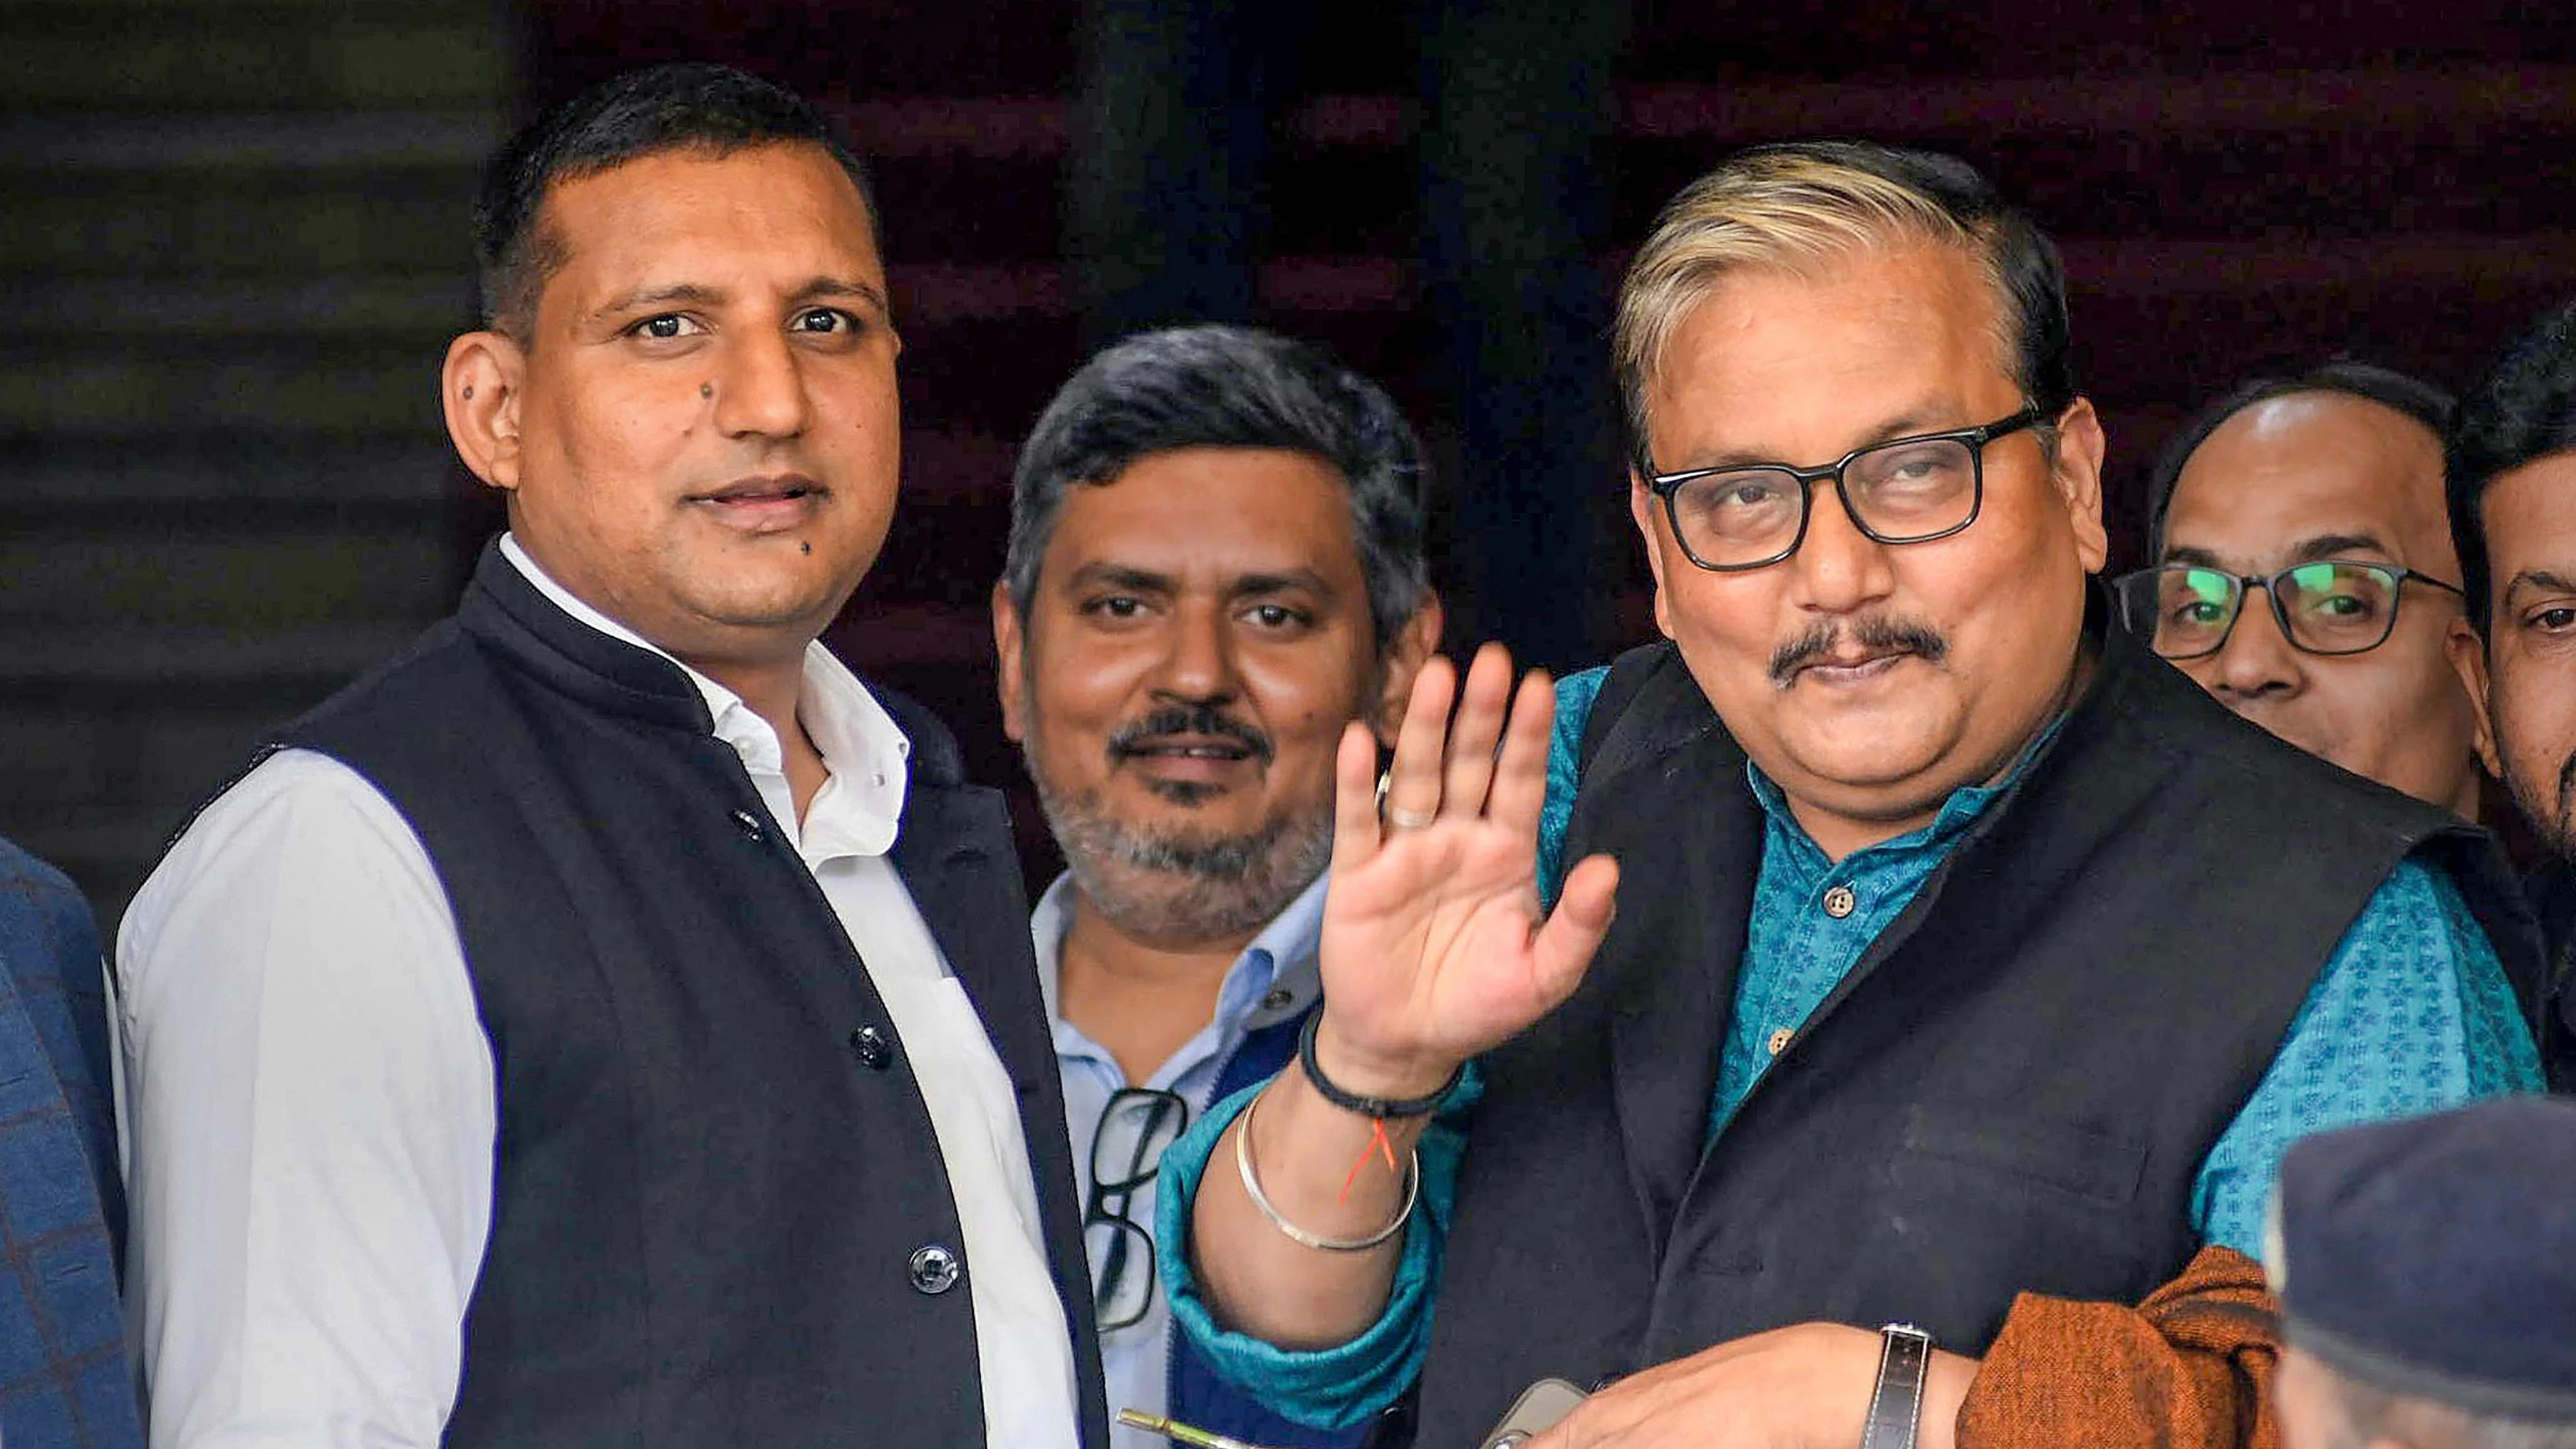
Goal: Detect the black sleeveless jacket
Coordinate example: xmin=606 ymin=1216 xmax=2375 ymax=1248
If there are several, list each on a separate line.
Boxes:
xmin=271 ymin=548 xmax=1109 ymax=1449
xmin=1407 ymin=620 xmax=2538 ymax=1446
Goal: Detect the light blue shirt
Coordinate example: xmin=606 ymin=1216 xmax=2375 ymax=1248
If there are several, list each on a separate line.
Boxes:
xmin=1040 ymin=872 xmax=1328 ymax=1449
xmin=1158 ymin=665 xmax=2543 ymax=1431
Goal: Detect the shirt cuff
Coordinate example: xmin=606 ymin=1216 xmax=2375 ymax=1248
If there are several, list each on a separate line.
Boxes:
xmin=1155 ymin=1068 xmax=1479 ymax=1430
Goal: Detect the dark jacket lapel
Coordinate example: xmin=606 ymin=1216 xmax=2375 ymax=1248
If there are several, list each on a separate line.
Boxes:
xmin=1562 ymin=645 xmax=1759 ymax=1255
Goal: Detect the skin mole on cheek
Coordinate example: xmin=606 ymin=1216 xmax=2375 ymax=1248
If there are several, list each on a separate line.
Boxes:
xmin=799 ymin=540 xmax=811 ymax=556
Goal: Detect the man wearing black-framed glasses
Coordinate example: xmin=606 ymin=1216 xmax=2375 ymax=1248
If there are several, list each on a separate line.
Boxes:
xmin=1158 ymin=142 xmax=2547 ymax=1449
xmin=2126 ymin=363 xmax=2484 ymax=818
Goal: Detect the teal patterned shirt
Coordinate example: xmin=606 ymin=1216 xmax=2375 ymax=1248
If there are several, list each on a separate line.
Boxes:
xmin=1158 ymin=666 xmax=2543 ymax=1431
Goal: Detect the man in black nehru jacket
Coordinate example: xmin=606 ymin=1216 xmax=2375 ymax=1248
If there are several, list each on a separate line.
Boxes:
xmin=115 ymin=65 xmax=1105 ymax=1448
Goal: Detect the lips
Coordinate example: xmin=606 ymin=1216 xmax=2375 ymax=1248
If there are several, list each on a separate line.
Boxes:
xmin=1792 ymin=650 xmax=1911 ymax=684
xmin=1116 ymin=735 xmax=1256 ymax=763
xmin=687 ymin=474 xmax=825 ymax=531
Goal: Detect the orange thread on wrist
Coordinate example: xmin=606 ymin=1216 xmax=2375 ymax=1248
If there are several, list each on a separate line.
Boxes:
xmin=1336 ymin=1118 xmax=1403 ymax=1203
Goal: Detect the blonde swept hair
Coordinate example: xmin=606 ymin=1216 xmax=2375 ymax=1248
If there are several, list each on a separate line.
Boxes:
xmin=1614 ymin=141 xmax=2075 ymax=473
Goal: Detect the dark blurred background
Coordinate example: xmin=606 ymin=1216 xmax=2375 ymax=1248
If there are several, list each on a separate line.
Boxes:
xmin=8 ymin=0 xmax=2576 ymax=924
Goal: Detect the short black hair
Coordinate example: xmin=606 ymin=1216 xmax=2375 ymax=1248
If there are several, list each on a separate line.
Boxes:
xmin=2144 ymin=360 xmax=2454 ymax=559
xmin=2448 ymin=299 xmax=2576 ymax=632
xmin=1004 ymin=326 xmax=1432 ymax=650
xmin=472 ymin=62 xmax=876 ymax=337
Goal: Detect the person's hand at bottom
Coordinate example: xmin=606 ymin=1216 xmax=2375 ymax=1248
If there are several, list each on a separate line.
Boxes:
xmin=1522 ymin=1323 xmax=1978 ymax=1449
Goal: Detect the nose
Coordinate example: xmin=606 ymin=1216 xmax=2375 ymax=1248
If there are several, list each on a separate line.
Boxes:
xmin=1785 ymin=478 xmax=1899 ymax=616
xmin=2209 ymin=583 xmax=2307 ymax=702
xmin=710 ymin=328 xmax=810 ymax=440
xmin=1148 ymin=598 xmax=1241 ymax=706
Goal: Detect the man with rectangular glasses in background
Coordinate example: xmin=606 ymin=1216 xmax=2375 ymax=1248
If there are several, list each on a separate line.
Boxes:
xmin=1151 ymin=142 xmax=2545 ymax=1449
xmin=2120 ymin=364 xmax=2484 ymax=820
xmin=992 ymin=326 xmax=1441 ymax=1449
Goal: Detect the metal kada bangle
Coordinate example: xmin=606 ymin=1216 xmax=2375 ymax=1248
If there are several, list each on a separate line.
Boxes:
xmin=1233 ymin=1085 xmax=1419 ymax=1252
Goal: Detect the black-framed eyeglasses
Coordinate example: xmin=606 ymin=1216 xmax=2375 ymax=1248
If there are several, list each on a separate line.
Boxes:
xmin=2112 ymin=560 xmax=2466 ymax=660
xmin=1083 ymin=1086 xmax=1190 ymax=1331
xmin=1638 ymin=408 xmax=2045 ymax=572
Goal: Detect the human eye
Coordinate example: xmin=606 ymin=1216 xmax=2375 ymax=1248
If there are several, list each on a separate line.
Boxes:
xmin=1081 ymin=594 xmax=1148 ymax=622
xmin=791 ymin=307 xmax=860 ymax=335
xmin=2527 ymin=605 xmax=2576 ymax=634
xmin=1859 ymin=440 xmax=1971 ymax=492
xmin=2161 ymin=570 xmax=2234 ymax=626
xmin=1679 ymin=472 xmax=1789 ymax=518
xmin=626 ymin=313 xmax=704 ymax=341
xmin=2290 ymin=564 xmax=2388 ymax=625
xmin=1240 ymin=601 xmax=1314 ymax=632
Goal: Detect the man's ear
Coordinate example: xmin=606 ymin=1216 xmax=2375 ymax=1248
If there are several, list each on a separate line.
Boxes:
xmin=2447 ymin=616 xmax=2502 ymax=778
xmin=1630 ymin=473 xmax=1676 ymax=641
xmin=1367 ymin=591 xmax=1446 ymax=746
xmin=443 ymin=330 xmax=526 ymax=492
xmin=2050 ymin=398 xmax=2112 ymax=575
xmin=991 ymin=578 xmax=1031 ymax=744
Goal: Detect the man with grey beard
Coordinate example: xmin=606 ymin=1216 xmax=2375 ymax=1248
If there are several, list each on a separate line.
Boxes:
xmin=991 ymin=326 xmax=1440 ymax=1449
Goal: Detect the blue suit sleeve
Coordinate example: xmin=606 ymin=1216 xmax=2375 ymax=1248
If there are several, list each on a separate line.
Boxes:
xmin=0 ymin=841 xmax=123 ymax=1237
xmin=1155 ymin=1066 xmax=1483 ymax=1431
xmin=1536 ymin=667 xmax=1609 ymax=908
xmin=2192 ymin=856 xmax=2544 ymax=1259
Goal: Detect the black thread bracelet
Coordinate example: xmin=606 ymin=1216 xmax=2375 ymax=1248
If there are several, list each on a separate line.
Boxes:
xmin=1296 ymin=1012 xmax=1462 ymax=1119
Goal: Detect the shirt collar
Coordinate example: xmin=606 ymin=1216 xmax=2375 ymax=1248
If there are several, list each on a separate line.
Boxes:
xmin=497 ymin=533 xmax=911 ymax=856
xmin=1032 ymin=869 xmax=1327 ymax=1033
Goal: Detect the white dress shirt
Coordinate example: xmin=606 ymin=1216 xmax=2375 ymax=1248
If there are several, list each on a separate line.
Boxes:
xmin=116 ymin=535 xmax=1081 ymax=1449
xmin=1037 ymin=871 xmax=1326 ymax=1449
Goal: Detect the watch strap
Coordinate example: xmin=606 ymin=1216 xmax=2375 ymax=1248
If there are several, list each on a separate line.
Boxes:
xmin=1857 ymin=1322 xmax=1932 ymax=1449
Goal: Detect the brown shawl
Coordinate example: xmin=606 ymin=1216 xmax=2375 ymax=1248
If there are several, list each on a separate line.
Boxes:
xmin=1959 ymin=1247 xmax=2282 ymax=1449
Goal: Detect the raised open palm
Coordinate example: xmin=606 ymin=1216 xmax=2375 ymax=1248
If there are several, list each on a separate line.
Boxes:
xmin=1312 ymin=644 xmax=1621 ymax=1095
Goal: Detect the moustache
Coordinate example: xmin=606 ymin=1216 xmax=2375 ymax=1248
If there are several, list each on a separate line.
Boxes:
xmin=1106 ymin=703 xmax=1275 ymax=767
xmin=1768 ymin=615 xmax=1949 ymax=685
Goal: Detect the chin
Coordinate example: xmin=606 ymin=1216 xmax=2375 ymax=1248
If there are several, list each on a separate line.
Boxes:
xmin=1775 ymin=707 xmax=1953 ymax=788
xmin=678 ymin=576 xmax=846 ymax=634
xmin=1783 ymin=744 xmax=1951 ymax=799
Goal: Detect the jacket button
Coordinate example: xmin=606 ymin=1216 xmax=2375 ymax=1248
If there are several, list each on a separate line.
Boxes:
xmin=849 ymin=1025 xmax=894 ymax=1071
xmin=908 ymin=1244 xmax=962 ymax=1295
xmin=729 ymin=807 xmax=766 ymax=842
xmin=1821 ymin=883 xmax=1856 ymax=918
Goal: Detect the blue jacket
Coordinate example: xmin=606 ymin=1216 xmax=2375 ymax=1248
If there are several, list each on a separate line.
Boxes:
xmin=0 ymin=838 xmax=143 ymax=1448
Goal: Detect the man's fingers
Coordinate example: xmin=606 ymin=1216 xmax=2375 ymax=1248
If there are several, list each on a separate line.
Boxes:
xmin=1441 ymin=643 xmax=1513 ymax=819
xmin=1530 ymin=854 xmax=1619 ymax=1001
xmin=1486 ymin=668 xmax=1559 ymax=833
xmin=1383 ymin=654 xmax=1455 ymax=828
xmin=1330 ymin=722 xmax=1383 ymax=874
